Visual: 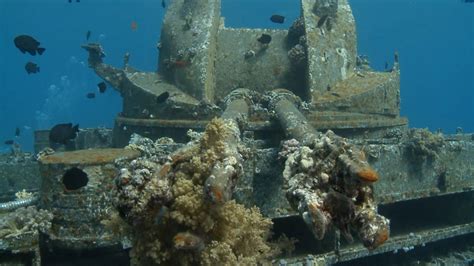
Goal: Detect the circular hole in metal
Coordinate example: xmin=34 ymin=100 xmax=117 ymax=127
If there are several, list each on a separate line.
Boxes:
xmin=62 ymin=167 xmax=88 ymax=190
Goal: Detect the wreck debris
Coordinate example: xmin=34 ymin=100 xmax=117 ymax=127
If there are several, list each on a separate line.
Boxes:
xmin=313 ymin=0 xmax=338 ymax=32
xmin=288 ymin=17 xmax=305 ymax=46
xmin=288 ymin=44 xmax=307 ymax=69
xmin=270 ymin=90 xmax=390 ymax=249
xmin=356 ymin=55 xmax=371 ymax=71
xmin=112 ymin=90 xmax=276 ymax=264
xmin=123 ymin=52 xmax=130 ymax=68
xmin=313 ymin=0 xmax=339 ymax=18
xmin=203 ymin=89 xmax=250 ymax=205
xmin=405 ymin=128 xmax=445 ymax=162
xmin=317 ymin=14 xmax=329 ymax=28
xmin=393 ymin=51 xmax=400 ymax=71
xmin=81 ymin=43 xmax=106 ymax=67
xmin=0 ymin=206 xmax=52 ymax=239
xmin=38 ymin=148 xmax=140 ymax=250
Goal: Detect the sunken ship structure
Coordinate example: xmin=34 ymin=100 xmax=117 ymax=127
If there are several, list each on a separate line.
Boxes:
xmin=1 ymin=0 xmax=473 ymax=265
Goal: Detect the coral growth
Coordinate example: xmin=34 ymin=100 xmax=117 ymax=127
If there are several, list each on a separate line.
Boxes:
xmin=15 ymin=189 xmax=34 ymax=200
xmin=405 ymin=128 xmax=445 ymax=162
xmin=323 ymin=191 xmax=355 ymax=242
xmin=356 ymin=167 xmax=379 ymax=182
xmin=288 ymin=44 xmax=307 ymax=69
xmin=281 ymin=130 xmax=390 ymax=249
xmin=112 ymin=118 xmax=275 ymax=265
xmin=0 ymin=206 xmax=53 ymax=239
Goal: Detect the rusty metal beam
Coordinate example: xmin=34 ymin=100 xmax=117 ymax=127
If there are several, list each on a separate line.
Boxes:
xmin=285 ymin=222 xmax=474 ymax=265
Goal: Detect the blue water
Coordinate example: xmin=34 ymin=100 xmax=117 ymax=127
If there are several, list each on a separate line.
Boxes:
xmin=0 ymin=0 xmax=473 ymax=152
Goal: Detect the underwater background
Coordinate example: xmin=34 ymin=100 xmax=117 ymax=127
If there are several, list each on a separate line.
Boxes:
xmin=0 ymin=0 xmax=473 ymax=152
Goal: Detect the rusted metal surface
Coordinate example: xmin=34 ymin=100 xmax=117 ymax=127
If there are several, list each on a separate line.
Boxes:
xmin=215 ymin=29 xmax=293 ymax=99
xmin=114 ymin=115 xmax=407 ymax=131
xmin=34 ymin=128 xmax=113 ymax=154
xmin=245 ymin=135 xmax=474 ymax=219
xmin=302 ymin=0 xmax=357 ymax=98
xmin=39 ymin=148 xmax=139 ymax=165
xmin=81 ymin=0 xmax=402 ymax=150
xmin=366 ymin=137 xmax=474 ymax=205
xmin=284 ymin=222 xmax=474 ymax=265
xmin=313 ymin=71 xmax=401 ymax=116
xmin=38 ymin=149 xmax=139 ymax=250
xmin=112 ymin=114 xmax=407 ymax=148
xmin=0 ymin=231 xmax=40 ymax=266
xmin=159 ymin=0 xmax=221 ymax=101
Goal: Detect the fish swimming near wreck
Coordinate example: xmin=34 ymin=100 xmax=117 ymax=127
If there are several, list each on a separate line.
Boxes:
xmin=97 ymin=81 xmax=107 ymax=93
xmin=25 ymin=62 xmax=40 ymax=74
xmin=49 ymin=123 xmax=79 ymax=145
xmin=86 ymin=92 xmax=96 ymax=99
xmin=270 ymin=14 xmax=285 ymax=24
xmin=14 ymin=35 xmax=46 ymax=56
xmin=257 ymin=33 xmax=272 ymax=44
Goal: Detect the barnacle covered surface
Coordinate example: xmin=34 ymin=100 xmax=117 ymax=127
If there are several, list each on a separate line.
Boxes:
xmin=280 ymin=130 xmax=389 ymax=249
xmin=14 ymin=189 xmax=34 ymax=200
xmin=0 ymin=206 xmax=53 ymax=239
xmin=112 ymin=118 xmax=275 ymax=265
xmin=405 ymin=128 xmax=445 ymax=162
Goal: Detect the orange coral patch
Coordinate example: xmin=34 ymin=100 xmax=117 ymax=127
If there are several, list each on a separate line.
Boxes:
xmin=308 ymin=201 xmax=321 ymax=214
xmin=173 ymin=232 xmax=202 ymax=250
xmin=173 ymin=234 xmax=186 ymax=247
xmin=372 ymin=227 xmax=389 ymax=249
xmin=174 ymin=234 xmax=184 ymax=242
xmin=211 ymin=186 xmax=223 ymax=203
xmin=158 ymin=163 xmax=171 ymax=177
xmin=357 ymin=168 xmax=379 ymax=182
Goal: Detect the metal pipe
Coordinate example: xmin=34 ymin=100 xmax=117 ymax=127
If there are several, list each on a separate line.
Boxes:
xmin=269 ymin=90 xmax=389 ymax=250
xmin=270 ymin=90 xmax=318 ymax=145
xmin=203 ymin=89 xmax=251 ymax=204
xmin=0 ymin=196 xmax=38 ymax=212
xmin=221 ymin=88 xmax=251 ymax=129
